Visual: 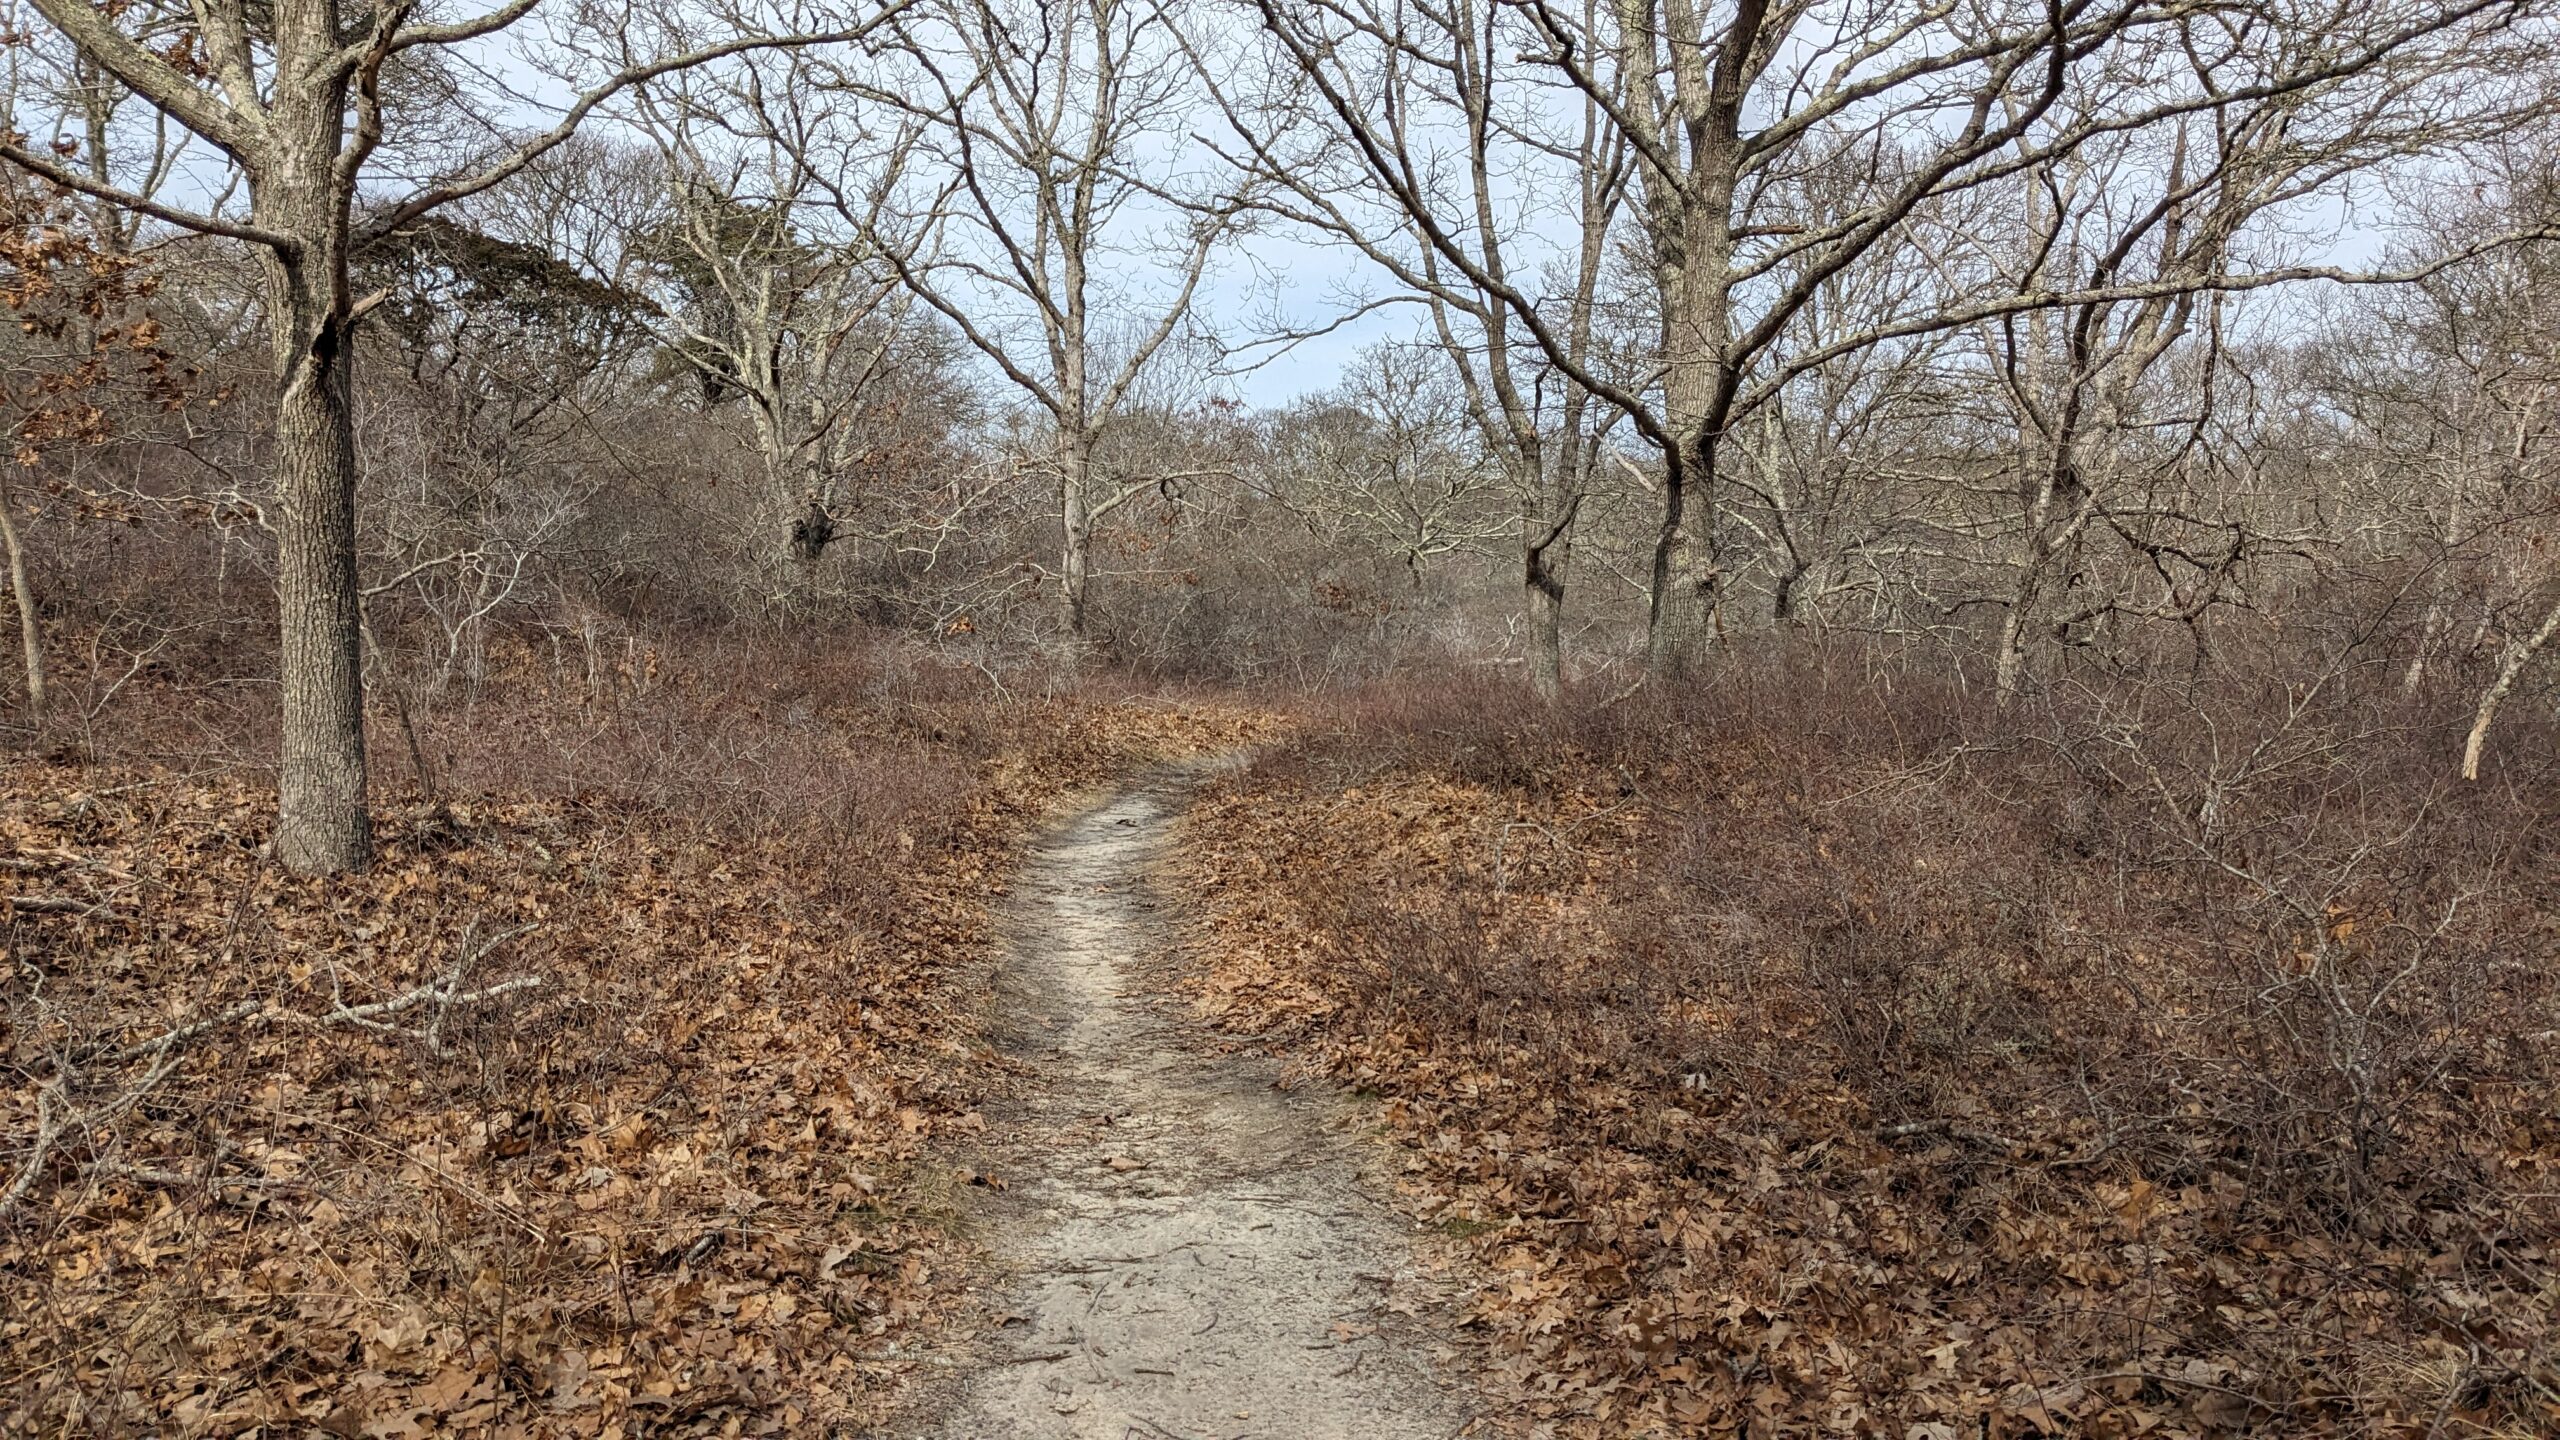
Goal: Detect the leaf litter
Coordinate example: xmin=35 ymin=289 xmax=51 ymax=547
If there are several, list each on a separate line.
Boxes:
xmin=1170 ymin=702 xmax=2560 ymax=1440
xmin=0 ymin=674 xmax=1269 ymax=1437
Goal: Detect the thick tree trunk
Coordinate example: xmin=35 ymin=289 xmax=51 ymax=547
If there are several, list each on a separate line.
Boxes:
xmin=268 ymin=285 xmax=372 ymax=871
xmin=0 ymin=485 xmax=43 ymax=714
xmin=1527 ymin=580 xmax=1564 ymax=703
xmin=1526 ymin=502 xmax=1564 ymax=705
xmin=1645 ymin=426 xmax=1721 ymax=682
xmin=1995 ymin=426 xmax=2100 ymax=705
xmin=1644 ymin=166 xmax=1738 ymax=683
xmin=1995 ymin=497 xmax=2082 ymax=706
xmin=1524 ymin=452 xmax=1577 ymax=705
xmin=259 ymin=80 xmax=372 ymax=873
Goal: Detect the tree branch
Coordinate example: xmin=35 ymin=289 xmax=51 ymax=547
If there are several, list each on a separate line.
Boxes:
xmin=0 ymin=143 xmax=296 ymax=249
xmin=361 ymin=3 xmax=917 ymax=241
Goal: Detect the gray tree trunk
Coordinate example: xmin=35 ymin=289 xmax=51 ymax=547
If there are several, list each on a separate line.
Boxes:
xmin=259 ymin=54 xmax=372 ymax=873
xmin=1059 ymin=428 xmax=1096 ymax=638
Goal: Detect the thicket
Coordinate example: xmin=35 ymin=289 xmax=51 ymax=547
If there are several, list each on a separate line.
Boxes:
xmin=1181 ymin=633 xmax=2560 ymax=1436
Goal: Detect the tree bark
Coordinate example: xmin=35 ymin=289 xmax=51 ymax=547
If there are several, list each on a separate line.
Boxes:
xmin=2461 ymin=592 xmax=2560 ymax=781
xmin=1525 ymin=479 xmax=1575 ymax=704
xmin=0 ymin=482 xmax=43 ymax=714
xmin=1059 ymin=428 xmax=1095 ymax=637
xmin=1994 ymin=477 xmax=2090 ymax=706
xmin=1646 ymin=423 xmax=1725 ymax=681
xmin=1527 ymin=579 xmax=1564 ymax=702
xmin=259 ymin=59 xmax=372 ymax=873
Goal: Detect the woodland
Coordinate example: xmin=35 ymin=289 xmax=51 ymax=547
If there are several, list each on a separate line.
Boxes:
xmin=0 ymin=0 xmax=2557 ymax=1434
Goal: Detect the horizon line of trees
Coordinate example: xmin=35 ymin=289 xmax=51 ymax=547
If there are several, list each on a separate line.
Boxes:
xmin=1 ymin=0 xmax=2555 ymax=870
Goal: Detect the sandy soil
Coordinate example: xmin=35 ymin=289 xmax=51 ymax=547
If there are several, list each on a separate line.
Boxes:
xmin=896 ymin=768 xmax=1483 ymax=1440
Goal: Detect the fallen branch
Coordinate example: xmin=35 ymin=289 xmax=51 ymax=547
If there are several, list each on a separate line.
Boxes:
xmin=4 ymin=923 xmax=546 ymax=1220
xmin=0 ymin=1044 xmax=187 ymax=1218
xmin=8 ymin=894 xmax=116 ymax=920
xmin=316 ymin=921 xmax=539 ymax=1056
xmin=94 ymin=1151 xmax=299 ymax=1195
xmin=1876 ymin=1116 xmax=2122 ymax=1169
xmin=1876 ymin=1116 xmax=2028 ymax=1150
xmin=316 ymin=973 xmax=546 ymax=1046
xmin=114 ymin=999 xmax=265 ymax=1062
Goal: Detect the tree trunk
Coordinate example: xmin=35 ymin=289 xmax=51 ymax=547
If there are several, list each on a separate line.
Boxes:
xmin=1526 ymin=510 xmax=1563 ymax=705
xmin=2400 ymin=598 xmax=2447 ymax=697
xmin=1646 ymin=424 xmax=1722 ymax=682
xmin=1995 ymin=504 xmax=2084 ymax=706
xmin=1644 ymin=161 xmax=1738 ymax=683
xmin=2402 ymin=482 xmax=2466 ymax=697
xmin=1995 ymin=427 xmax=2101 ymax=705
xmin=1992 ymin=573 xmax=2036 ymax=704
xmin=2461 ymin=591 xmax=2560 ymax=781
xmin=1059 ymin=430 xmax=1094 ymax=637
xmin=259 ymin=87 xmax=372 ymax=873
xmin=1995 ymin=468 xmax=2051 ymax=703
xmin=1527 ymin=583 xmax=1564 ymax=702
xmin=268 ymin=286 xmax=372 ymax=871
xmin=1523 ymin=448 xmax=1578 ymax=704
xmin=0 ymin=483 xmax=43 ymax=714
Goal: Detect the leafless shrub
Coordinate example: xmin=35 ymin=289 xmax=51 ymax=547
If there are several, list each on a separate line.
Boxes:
xmin=1222 ymin=634 xmax=2560 ymax=1431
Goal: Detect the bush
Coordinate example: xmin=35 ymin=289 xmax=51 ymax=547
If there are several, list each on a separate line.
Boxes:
xmin=1179 ymin=639 xmax=2560 ymax=1437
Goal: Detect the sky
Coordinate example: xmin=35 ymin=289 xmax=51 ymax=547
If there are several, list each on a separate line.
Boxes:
xmin=22 ymin=0 xmax=2496 ymax=418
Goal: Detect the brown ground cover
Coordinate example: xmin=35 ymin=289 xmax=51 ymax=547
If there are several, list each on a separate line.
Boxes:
xmin=1 ymin=634 xmax=1265 ymax=1437
xmin=1175 ymin=660 xmax=2560 ymax=1439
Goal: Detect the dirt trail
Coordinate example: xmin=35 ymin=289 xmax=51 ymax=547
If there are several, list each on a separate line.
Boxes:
xmin=903 ymin=767 xmax=1479 ymax=1439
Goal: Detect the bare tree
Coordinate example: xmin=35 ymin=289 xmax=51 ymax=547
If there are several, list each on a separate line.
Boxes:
xmin=1256 ymin=345 xmax=1514 ymax=581
xmin=0 ymin=0 xmax=907 ymax=870
xmin=619 ymin=72 xmax=926 ymax=589
xmin=844 ymin=0 xmax=1256 ymax=641
xmin=1252 ymin=0 xmax=2558 ymax=684
xmin=1195 ymin=0 xmax=1631 ymax=700
xmin=1934 ymin=29 xmax=2553 ymax=701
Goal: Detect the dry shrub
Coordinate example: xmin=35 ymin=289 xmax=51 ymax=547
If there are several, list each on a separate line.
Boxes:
xmin=0 ymin=624 xmax=1264 ymax=1437
xmin=1178 ymin=645 xmax=2560 ymax=1438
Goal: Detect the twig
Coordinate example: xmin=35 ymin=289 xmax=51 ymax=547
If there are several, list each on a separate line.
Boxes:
xmin=114 ymin=999 xmax=265 ymax=1062
xmin=1597 ymin=671 xmax=1648 ymax=708
xmin=1877 ymin=1116 xmax=2122 ymax=1168
xmin=0 ymin=1044 xmax=187 ymax=1218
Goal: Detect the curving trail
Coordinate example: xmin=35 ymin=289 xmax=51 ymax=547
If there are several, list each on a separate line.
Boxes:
xmin=905 ymin=768 xmax=1479 ymax=1440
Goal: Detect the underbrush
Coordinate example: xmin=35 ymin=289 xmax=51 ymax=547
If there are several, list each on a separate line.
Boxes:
xmin=0 ymin=626 xmax=1262 ymax=1436
xmin=1177 ymin=653 xmax=2560 ymax=1438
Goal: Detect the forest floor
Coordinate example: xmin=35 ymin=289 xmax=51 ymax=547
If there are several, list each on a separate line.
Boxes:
xmin=0 ymin=653 xmax=1321 ymax=1438
xmin=1159 ymin=677 xmax=2560 ymax=1440
xmin=895 ymin=762 xmax=1487 ymax=1439
xmin=11 ymin=658 xmax=2555 ymax=1440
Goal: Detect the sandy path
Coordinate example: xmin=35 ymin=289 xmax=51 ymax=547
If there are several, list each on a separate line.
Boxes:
xmin=902 ymin=769 xmax=1479 ymax=1439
